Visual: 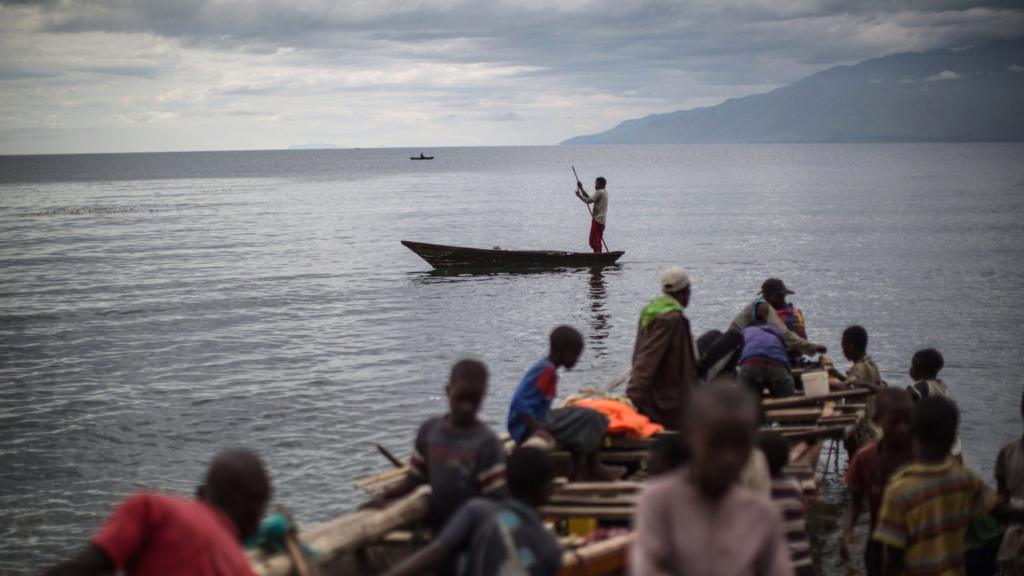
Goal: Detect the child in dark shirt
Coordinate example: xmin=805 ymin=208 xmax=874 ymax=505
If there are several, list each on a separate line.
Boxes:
xmin=507 ymin=325 xmax=619 ymax=481
xmin=384 ymin=447 xmax=562 ymax=576
xmin=366 ymin=359 xmax=506 ymax=532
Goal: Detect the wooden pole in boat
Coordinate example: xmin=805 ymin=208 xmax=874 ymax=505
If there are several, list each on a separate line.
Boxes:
xmin=572 ymin=166 xmax=610 ymax=253
xmin=376 ymin=444 xmax=404 ymax=469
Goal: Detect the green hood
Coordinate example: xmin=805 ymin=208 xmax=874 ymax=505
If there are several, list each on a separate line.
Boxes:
xmin=640 ymin=295 xmax=684 ymax=329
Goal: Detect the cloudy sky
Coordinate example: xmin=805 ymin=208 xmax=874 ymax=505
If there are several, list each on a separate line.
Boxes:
xmin=1 ymin=0 xmax=1022 ymax=154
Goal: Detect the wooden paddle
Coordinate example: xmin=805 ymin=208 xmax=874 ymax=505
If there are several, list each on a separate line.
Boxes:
xmin=572 ymin=166 xmax=610 ymax=252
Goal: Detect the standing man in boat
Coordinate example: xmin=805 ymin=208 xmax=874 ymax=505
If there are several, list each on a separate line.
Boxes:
xmin=627 ymin=266 xmax=699 ymax=430
xmin=576 ymin=177 xmax=608 ymax=253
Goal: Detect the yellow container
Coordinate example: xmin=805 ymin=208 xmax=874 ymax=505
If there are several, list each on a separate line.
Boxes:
xmin=567 ymin=516 xmax=598 ymax=536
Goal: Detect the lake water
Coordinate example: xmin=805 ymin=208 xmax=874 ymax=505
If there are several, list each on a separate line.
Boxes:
xmin=2 ymin=144 xmax=1023 ymax=573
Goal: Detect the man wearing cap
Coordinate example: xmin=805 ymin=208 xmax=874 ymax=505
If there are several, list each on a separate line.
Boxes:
xmin=627 ymin=266 xmax=699 ymax=430
xmin=697 ymin=278 xmax=824 ymax=383
xmin=730 ymin=278 xmax=821 ymax=354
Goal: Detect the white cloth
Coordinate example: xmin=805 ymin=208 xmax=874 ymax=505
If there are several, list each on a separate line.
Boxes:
xmin=582 ymin=187 xmax=608 ymax=224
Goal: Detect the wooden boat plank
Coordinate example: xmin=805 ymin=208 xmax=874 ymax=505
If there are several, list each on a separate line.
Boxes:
xmin=541 ymin=505 xmax=635 ymax=520
xmin=762 ymin=389 xmax=871 ymax=410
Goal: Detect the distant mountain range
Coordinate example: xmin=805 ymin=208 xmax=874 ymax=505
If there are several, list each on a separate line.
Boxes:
xmin=563 ymin=38 xmax=1024 ymax=144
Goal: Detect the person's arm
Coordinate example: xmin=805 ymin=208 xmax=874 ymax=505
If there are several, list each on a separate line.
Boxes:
xmin=363 ymin=474 xmax=425 ymax=509
xmin=43 ymin=545 xmax=114 ymax=576
xmin=383 ymin=540 xmax=451 ymax=576
xmin=840 ymin=489 xmax=865 ymax=560
xmin=996 ymin=446 xmax=1009 ymax=500
xmin=385 ymin=499 xmax=484 ymax=576
xmin=696 ymin=328 xmax=744 ymax=379
xmin=476 ymin=435 xmax=507 ymax=498
xmin=364 ymin=426 xmax=430 ymax=508
xmin=510 ymin=369 xmax=556 ymax=442
xmin=767 ymin=308 xmax=824 ymax=355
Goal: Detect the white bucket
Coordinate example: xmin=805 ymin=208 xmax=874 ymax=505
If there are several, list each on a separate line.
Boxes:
xmin=803 ymin=370 xmax=830 ymax=397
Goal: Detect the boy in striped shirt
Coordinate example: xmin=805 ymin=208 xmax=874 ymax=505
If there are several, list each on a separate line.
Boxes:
xmin=759 ymin=430 xmax=814 ymax=576
xmin=874 ymin=396 xmax=1024 ymax=576
xmin=365 ymin=360 xmax=506 ymax=532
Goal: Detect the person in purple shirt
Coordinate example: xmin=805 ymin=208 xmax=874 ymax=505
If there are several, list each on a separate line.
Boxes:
xmin=738 ymin=301 xmax=795 ymax=399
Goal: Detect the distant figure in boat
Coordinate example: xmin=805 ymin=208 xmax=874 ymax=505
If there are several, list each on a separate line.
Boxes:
xmin=630 ymin=386 xmax=795 ymax=576
xmin=363 ymin=359 xmax=507 ymax=532
xmin=575 ymin=176 xmax=608 ymax=253
xmin=627 ymin=266 xmax=698 ymax=431
xmin=383 ymin=447 xmax=562 ymax=576
xmin=43 ymin=449 xmax=272 ymax=576
xmin=507 ymin=325 xmax=623 ymax=481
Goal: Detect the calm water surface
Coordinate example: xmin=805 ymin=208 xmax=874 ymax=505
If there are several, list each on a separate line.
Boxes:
xmin=1 ymin=144 xmax=1023 ymax=573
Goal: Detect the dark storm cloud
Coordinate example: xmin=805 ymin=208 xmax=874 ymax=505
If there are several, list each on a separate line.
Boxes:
xmin=2 ymin=0 xmax=1022 ymax=152
xmin=16 ymin=1 xmax=1024 ymax=69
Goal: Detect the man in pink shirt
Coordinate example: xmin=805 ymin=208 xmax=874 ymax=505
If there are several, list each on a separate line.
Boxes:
xmin=630 ymin=386 xmax=794 ymax=576
xmin=44 ymin=448 xmax=272 ymax=576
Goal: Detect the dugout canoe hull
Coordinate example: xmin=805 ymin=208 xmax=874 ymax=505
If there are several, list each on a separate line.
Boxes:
xmin=402 ymin=240 xmax=625 ymax=270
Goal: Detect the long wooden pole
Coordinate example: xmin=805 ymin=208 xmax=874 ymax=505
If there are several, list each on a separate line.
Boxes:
xmin=572 ymin=166 xmax=610 ymax=252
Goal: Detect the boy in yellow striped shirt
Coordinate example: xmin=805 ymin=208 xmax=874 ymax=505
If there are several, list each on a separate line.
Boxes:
xmin=874 ymin=396 xmax=1024 ymax=576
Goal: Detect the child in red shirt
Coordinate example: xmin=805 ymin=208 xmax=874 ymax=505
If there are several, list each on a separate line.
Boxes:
xmin=841 ymin=388 xmax=914 ymax=576
xmin=44 ymin=449 xmax=271 ymax=576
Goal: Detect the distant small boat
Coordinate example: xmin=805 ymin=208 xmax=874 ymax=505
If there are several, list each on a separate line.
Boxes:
xmin=410 ymin=153 xmax=434 ymax=160
xmin=402 ymin=240 xmax=624 ymax=270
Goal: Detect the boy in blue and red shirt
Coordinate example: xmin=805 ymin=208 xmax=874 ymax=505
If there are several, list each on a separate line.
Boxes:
xmin=507 ymin=325 xmax=619 ymax=481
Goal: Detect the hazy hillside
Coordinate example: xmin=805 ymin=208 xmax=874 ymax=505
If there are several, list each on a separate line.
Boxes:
xmin=563 ymin=38 xmax=1024 ymax=144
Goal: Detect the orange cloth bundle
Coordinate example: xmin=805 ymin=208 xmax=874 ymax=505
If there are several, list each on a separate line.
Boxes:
xmin=571 ymin=398 xmax=664 ymax=438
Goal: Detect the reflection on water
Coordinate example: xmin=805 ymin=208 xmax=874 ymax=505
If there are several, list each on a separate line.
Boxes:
xmin=587 ymin=266 xmax=612 ymax=358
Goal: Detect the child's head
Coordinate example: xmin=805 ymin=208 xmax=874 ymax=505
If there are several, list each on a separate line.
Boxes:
xmin=841 ymin=325 xmax=868 ymax=361
xmin=875 ymin=388 xmax=914 ymax=449
xmin=912 ymin=395 xmax=958 ymax=460
xmin=909 ymin=348 xmax=944 ymax=381
xmin=757 ymin=430 xmax=790 ymax=478
xmin=202 ymin=448 xmax=272 ymax=541
xmin=507 ymin=447 xmax=555 ymax=507
xmin=446 ymin=359 xmax=488 ymax=427
xmin=549 ymin=325 xmax=584 ymax=369
xmin=687 ymin=386 xmax=759 ymax=499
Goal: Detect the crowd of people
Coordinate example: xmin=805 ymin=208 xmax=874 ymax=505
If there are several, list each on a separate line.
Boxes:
xmin=43 ymin=267 xmax=1024 ymax=576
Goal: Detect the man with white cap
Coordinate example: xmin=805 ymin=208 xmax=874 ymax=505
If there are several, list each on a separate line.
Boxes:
xmin=627 ymin=266 xmax=699 ymax=430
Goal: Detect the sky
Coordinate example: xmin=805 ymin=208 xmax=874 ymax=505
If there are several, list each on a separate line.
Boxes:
xmin=1 ymin=0 xmax=1023 ymax=154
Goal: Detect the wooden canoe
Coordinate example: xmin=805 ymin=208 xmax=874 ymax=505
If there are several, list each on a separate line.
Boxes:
xmin=402 ymin=240 xmax=625 ymax=270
